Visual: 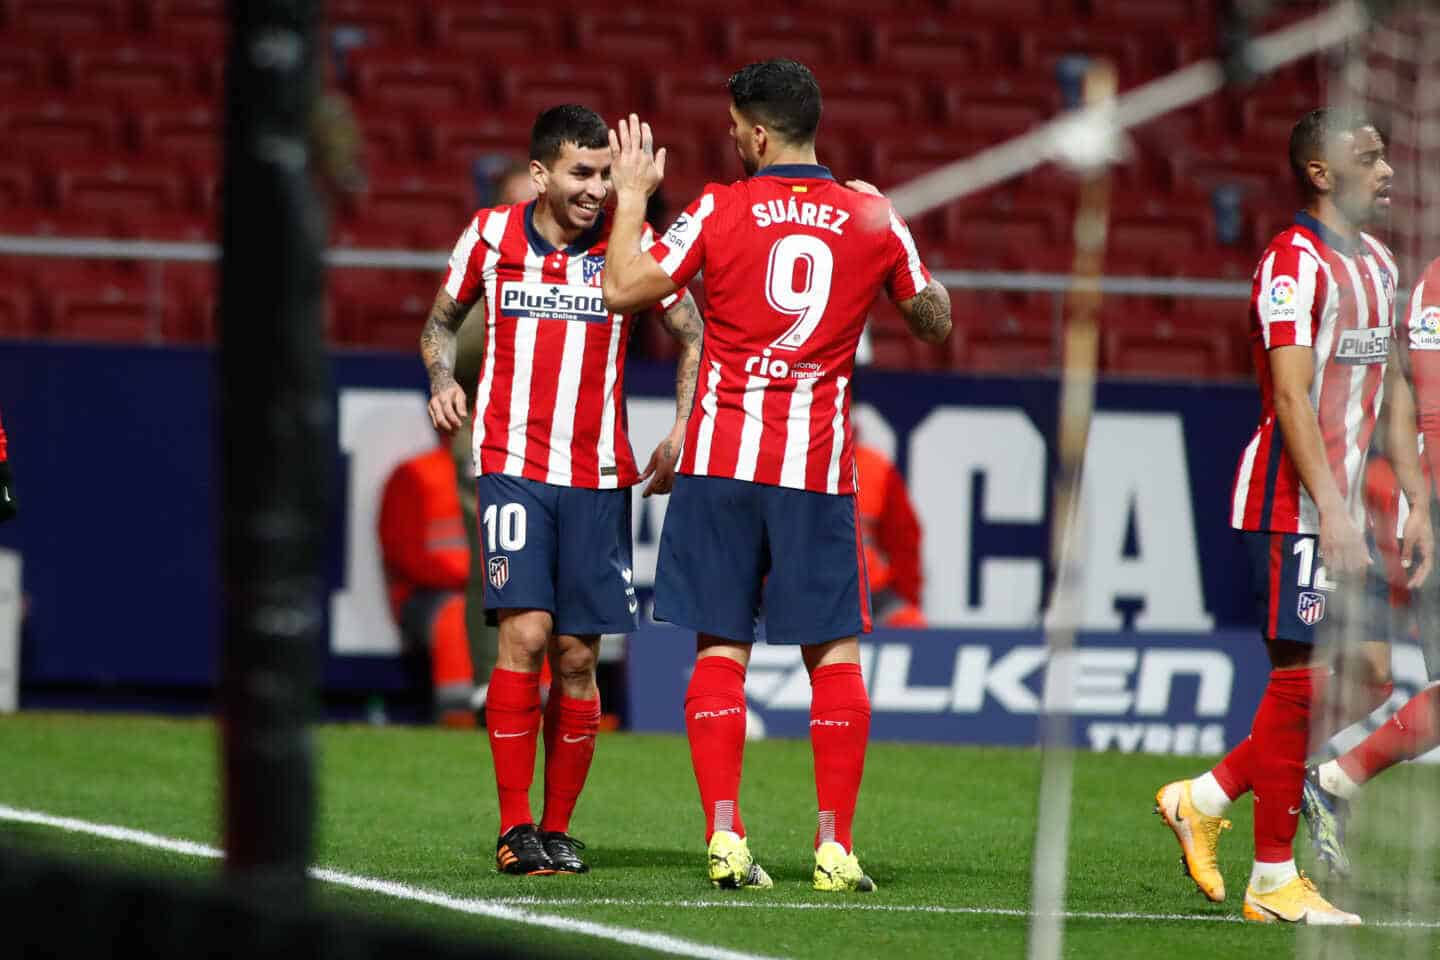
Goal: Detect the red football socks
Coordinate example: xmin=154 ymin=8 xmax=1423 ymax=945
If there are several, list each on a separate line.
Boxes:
xmin=1338 ymin=684 xmax=1440 ymax=786
xmin=809 ymin=662 xmax=871 ymax=852
xmin=540 ymin=692 xmax=602 ymax=834
xmin=485 ymin=667 xmax=543 ymax=835
xmin=1250 ymin=666 xmax=1324 ymax=862
xmin=685 ymin=655 xmax=749 ymax=841
xmin=1212 ymin=736 xmax=1253 ymax=800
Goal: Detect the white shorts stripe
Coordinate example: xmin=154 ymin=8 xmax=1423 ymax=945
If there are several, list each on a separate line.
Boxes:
xmin=826 ymin=376 xmax=849 ymax=494
xmin=692 ymin=361 xmax=722 ymax=474
xmin=735 ymin=375 xmax=768 ymax=483
xmin=780 ymin=377 xmax=815 ymax=490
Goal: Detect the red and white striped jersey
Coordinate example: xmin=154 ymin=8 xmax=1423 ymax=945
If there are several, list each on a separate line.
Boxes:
xmin=443 ymin=201 xmax=668 ymax=489
xmin=1403 ymin=256 xmax=1440 ymax=484
xmin=646 ymin=164 xmax=931 ymax=495
xmin=1231 ymin=212 xmax=1399 ymax=533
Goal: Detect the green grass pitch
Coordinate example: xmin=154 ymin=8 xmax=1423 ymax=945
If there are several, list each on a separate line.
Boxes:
xmin=1 ymin=712 xmax=1437 ymax=958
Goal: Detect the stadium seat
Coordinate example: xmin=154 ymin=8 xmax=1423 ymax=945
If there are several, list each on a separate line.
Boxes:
xmin=0 ymin=160 xmax=39 ymax=208
xmin=650 ymin=65 xmax=736 ymax=128
xmin=428 ymin=4 xmax=562 ymax=54
xmin=0 ymin=205 xmax=121 ymax=238
xmin=496 ymin=61 xmax=631 ymax=123
xmin=121 ymin=210 xmax=214 ymax=242
xmin=329 ymin=268 xmax=435 ymax=349
xmin=348 ymin=48 xmax=489 ymax=111
xmin=351 ymin=163 xmax=476 ymax=233
xmin=351 ymin=109 xmax=416 ymax=165
xmin=725 ymin=16 xmax=857 ymax=64
xmin=48 ymin=278 xmax=175 ymax=343
xmin=327 ymin=0 xmax=421 ymax=48
xmin=810 ymin=71 xmax=929 ymax=127
xmin=0 ymin=282 xmax=38 ymax=337
xmin=130 ymin=96 xmax=222 ymax=163
xmin=572 ymin=11 xmax=701 ymax=60
xmin=140 ymin=0 xmax=226 ymax=43
xmin=945 ymin=195 xmax=1068 ymax=257
xmin=54 ymin=156 xmax=187 ymax=216
xmin=332 ymin=215 xmax=425 ymax=250
xmin=955 ymin=290 xmax=1058 ymax=373
xmin=940 ymin=76 xmax=1062 ymax=138
xmin=0 ymin=96 xmax=124 ymax=155
xmin=1017 ymin=26 xmax=1147 ymax=83
xmin=422 ymin=109 xmax=533 ymax=165
xmin=0 ymin=44 xmax=52 ymax=92
xmin=61 ymin=37 xmax=199 ymax=98
xmin=8 ymin=0 xmax=130 ymax=34
xmin=867 ymin=19 xmax=995 ymax=73
xmin=1085 ymin=0 xmax=1200 ymax=22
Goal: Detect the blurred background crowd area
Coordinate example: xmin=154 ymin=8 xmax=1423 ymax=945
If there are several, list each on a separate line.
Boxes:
xmin=0 ymin=0 xmax=1374 ymax=378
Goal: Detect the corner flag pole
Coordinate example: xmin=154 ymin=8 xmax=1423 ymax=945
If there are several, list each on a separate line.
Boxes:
xmin=218 ymin=0 xmax=331 ymax=897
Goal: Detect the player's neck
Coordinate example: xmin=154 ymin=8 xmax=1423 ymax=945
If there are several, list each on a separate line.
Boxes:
xmin=756 ymin=145 xmax=819 ymax=172
xmin=1306 ymin=198 xmax=1361 ymax=247
xmin=531 ymin=201 xmax=584 ymax=251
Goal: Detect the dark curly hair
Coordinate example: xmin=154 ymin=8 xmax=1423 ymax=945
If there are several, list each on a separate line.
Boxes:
xmin=727 ymin=59 xmax=822 ymax=144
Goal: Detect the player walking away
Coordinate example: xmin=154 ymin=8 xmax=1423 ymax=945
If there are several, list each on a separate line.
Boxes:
xmin=602 ymin=60 xmax=951 ymax=893
xmin=0 ymin=406 xmax=14 ymax=524
xmin=421 ymin=105 xmax=703 ymax=877
xmin=1302 ymin=252 xmax=1440 ymax=874
xmin=1154 ymin=108 xmax=1431 ymax=925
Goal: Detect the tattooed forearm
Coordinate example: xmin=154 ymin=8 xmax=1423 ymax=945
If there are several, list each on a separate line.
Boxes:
xmin=420 ymin=290 xmax=472 ymax=391
xmin=663 ymin=291 xmax=704 ymax=419
xmin=903 ymin=280 xmax=952 ymax=344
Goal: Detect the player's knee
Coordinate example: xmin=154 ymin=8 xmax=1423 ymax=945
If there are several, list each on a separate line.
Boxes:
xmin=498 ymin=612 xmax=550 ymax=666
xmin=552 ymin=639 xmax=598 ymax=682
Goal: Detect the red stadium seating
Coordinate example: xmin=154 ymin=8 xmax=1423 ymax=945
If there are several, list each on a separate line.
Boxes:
xmin=650 ymin=65 xmax=737 ymax=128
xmin=130 ymin=96 xmax=222 ymax=163
xmin=0 ymin=44 xmax=51 ymax=92
xmin=867 ymin=19 xmax=995 ymax=73
xmin=120 ymin=210 xmax=213 ymax=242
xmin=62 ymin=37 xmax=199 ymax=97
xmin=329 ymin=268 xmax=435 ymax=349
xmin=141 ymin=0 xmax=226 ymax=44
xmin=9 ymin=0 xmax=129 ymax=34
xmin=0 ymin=282 xmax=38 ymax=337
xmin=327 ymin=0 xmax=421 ymax=48
xmin=428 ymin=4 xmax=562 ymax=54
xmin=495 ymin=61 xmax=631 ymax=123
xmin=572 ymin=11 xmax=701 ymax=60
xmin=940 ymin=76 xmax=1063 ymax=137
xmin=0 ymin=205 xmax=119 ymax=237
xmin=423 ymin=109 xmax=533 ymax=165
xmin=54 ymin=155 xmax=187 ymax=216
xmin=0 ymin=96 xmax=124 ymax=155
xmin=811 ymin=71 xmax=929 ymax=127
xmin=348 ymin=48 xmax=488 ymax=111
xmin=719 ymin=16 xmax=855 ymax=64
xmin=350 ymin=109 xmax=416 ymax=165
xmin=351 ymin=163 xmax=475 ymax=232
xmin=0 ymin=160 xmax=39 ymax=208
xmin=48 ymin=278 xmax=174 ymax=343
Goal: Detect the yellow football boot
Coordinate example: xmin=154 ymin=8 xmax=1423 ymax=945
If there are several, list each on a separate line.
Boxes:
xmin=1242 ymin=873 xmax=1361 ymax=925
xmin=813 ymin=840 xmax=877 ymax=893
xmin=707 ymin=830 xmax=773 ymax=889
xmin=1154 ymin=779 xmax=1232 ymax=902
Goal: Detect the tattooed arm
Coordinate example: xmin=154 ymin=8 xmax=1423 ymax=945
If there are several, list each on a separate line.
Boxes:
xmin=639 ymin=290 xmax=703 ymax=497
xmin=896 ymin=279 xmax=952 ymax=344
xmin=420 ymin=289 xmax=481 ymax=432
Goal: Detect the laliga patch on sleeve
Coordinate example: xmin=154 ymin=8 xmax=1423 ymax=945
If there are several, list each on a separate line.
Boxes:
xmin=1411 ymin=305 xmax=1440 ymax=351
xmin=1267 ymin=275 xmax=1300 ymax=321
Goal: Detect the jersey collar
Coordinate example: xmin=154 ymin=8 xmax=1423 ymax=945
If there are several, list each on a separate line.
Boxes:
xmin=523 ymin=199 xmax=606 ymax=257
xmin=1294 ymin=210 xmax=1357 ymax=257
xmin=754 ymin=163 xmax=835 ymax=181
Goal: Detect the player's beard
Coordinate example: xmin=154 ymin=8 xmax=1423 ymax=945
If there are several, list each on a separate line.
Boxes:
xmin=1333 ymin=172 xmax=1385 ymax=230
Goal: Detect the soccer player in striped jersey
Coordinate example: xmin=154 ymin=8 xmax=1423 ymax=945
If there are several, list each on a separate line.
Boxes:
xmin=603 ymin=60 xmax=951 ymax=893
xmin=1301 ymin=252 xmax=1440 ymax=875
xmin=0 ymin=406 xmax=14 ymax=524
xmin=421 ymin=105 xmax=703 ymax=877
xmin=1154 ymin=109 xmax=1431 ymax=925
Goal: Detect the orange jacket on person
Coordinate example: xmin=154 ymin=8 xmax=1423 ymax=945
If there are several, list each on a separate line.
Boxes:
xmin=854 ymin=443 xmax=926 ymax=627
xmin=378 ymin=445 xmax=470 ymax=619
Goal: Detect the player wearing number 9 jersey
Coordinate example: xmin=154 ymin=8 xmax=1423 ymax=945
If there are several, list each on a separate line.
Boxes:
xmin=603 ymin=60 xmax=951 ymax=894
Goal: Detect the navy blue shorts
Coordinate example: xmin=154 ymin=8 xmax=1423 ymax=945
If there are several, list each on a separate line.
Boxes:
xmin=1242 ymin=530 xmax=1393 ymax=644
xmin=477 ymin=473 xmax=637 ymax=636
xmin=653 ymin=474 xmax=872 ymax=645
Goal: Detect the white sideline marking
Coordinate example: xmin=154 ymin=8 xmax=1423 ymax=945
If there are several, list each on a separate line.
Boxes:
xmin=6 ymin=804 xmax=1439 ymax=934
xmin=0 ymin=805 xmax=780 ymax=960
xmin=483 ymin=896 xmax=1440 ymax=930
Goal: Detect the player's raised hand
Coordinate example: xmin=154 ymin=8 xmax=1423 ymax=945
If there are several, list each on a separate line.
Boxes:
xmin=1401 ymin=506 xmax=1434 ymax=589
xmin=608 ymin=113 xmax=667 ymax=199
xmin=427 ymin=379 xmax=468 ymax=433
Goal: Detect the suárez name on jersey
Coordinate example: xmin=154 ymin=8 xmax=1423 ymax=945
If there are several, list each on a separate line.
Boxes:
xmin=1334 ymin=326 xmax=1390 ymax=365
xmin=751 ymin=199 xmax=850 ymax=235
xmin=499 ymin=281 xmax=610 ymax=323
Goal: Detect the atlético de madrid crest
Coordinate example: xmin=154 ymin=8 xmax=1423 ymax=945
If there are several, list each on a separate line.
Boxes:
xmin=488 ymin=555 xmax=510 ymax=590
xmin=582 ymin=255 xmax=604 ymax=286
xmin=1297 ymin=590 xmax=1325 ymax=626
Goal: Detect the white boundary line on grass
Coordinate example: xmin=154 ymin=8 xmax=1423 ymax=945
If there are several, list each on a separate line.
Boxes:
xmin=0 ymin=805 xmax=781 ymax=960
xmin=5 ymin=804 xmax=1439 ymax=934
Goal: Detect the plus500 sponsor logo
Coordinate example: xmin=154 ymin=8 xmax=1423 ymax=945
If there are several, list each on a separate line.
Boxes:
xmin=744 ymin=642 xmax=1233 ymax=755
xmin=500 ymin=282 xmax=609 ymax=322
